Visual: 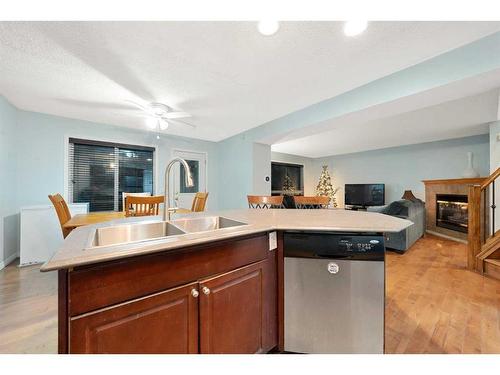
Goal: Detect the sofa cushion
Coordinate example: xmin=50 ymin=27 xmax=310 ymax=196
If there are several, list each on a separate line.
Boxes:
xmin=383 ymin=200 xmax=410 ymax=216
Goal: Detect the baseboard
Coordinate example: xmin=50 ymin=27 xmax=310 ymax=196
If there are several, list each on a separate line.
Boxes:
xmin=18 ymin=261 xmax=43 ymax=267
xmin=0 ymin=252 xmax=18 ymax=270
xmin=426 ymin=230 xmax=468 ymax=244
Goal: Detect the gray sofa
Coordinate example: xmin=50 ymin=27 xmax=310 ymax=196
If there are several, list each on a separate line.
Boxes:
xmin=367 ymin=199 xmax=425 ymax=252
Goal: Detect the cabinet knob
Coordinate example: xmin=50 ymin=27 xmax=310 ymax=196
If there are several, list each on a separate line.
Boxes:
xmin=191 ymin=289 xmax=199 ymax=298
xmin=202 ymin=286 xmax=210 ymax=295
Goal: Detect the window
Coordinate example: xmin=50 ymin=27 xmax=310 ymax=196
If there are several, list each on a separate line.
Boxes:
xmin=271 ymin=162 xmax=304 ymax=195
xmin=69 ymin=138 xmax=154 ymax=212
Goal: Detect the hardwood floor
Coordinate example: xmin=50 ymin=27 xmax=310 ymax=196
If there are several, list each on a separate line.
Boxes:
xmin=0 ymin=259 xmax=57 ymax=353
xmin=385 ymin=234 xmax=500 ymax=354
xmin=0 ymin=234 xmax=499 ymax=354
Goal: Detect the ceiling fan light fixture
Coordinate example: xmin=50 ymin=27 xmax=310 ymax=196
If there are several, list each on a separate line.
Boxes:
xmin=159 ymin=119 xmax=169 ymax=131
xmin=258 ymin=20 xmax=280 ymax=36
xmin=343 ymin=20 xmax=368 ymax=37
xmin=149 ymin=102 xmax=170 ymax=117
xmin=146 ymin=117 xmax=158 ymax=129
xmin=129 ymin=100 xmax=193 ymax=131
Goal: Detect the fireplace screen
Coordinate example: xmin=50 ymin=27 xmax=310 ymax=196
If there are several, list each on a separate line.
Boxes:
xmin=436 ymin=194 xmax=468 ymax=233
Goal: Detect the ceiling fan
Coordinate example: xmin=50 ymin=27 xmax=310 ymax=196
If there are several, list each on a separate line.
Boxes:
xmin=126 ymin=101 xmax=196 ymax=137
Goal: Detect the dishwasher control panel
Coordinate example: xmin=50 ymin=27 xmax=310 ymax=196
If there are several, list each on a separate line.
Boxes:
xmin=284 ymin=231 xmax=385 ymax=261
xmin=338 ymin=237 xmax=381 ymax=252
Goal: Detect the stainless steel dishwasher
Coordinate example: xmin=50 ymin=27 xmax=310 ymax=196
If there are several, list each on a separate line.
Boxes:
xmin=284 ymin=231 xmax=385 ymax=354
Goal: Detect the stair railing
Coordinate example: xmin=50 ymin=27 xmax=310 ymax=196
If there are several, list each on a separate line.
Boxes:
xmin=468 ymin=167 xmax=500 ymax=271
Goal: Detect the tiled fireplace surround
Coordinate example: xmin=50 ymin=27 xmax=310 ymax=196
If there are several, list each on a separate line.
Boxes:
xmin=423 ymin=178 xmax=486 ymax=243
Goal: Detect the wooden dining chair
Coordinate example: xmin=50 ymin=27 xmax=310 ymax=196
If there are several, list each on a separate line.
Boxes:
xmin=191 ymin=192 xmax=209 ymax=212
xmin=122 ymin=192 xmax=151 ymax=212
xmin=247 ymin=195 xmax=285 ymax=209
xmin=48 ymin=194 xmax=73 ymax=238
xmin=125 ymin=195 xmax=165 ymax=217
xmin=294 ymin=195 xmax=330 ymax=209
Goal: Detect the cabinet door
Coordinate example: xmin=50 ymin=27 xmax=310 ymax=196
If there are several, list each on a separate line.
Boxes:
xmin=70 ymin=282 xmax=199 ymax=354
xmin=199 ymin=260 xmax=267 ymax=354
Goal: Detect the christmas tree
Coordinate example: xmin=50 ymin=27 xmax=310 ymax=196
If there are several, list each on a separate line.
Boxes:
xmin=316 ymin=165 xmax=340 ymax=207
xmin=282 ymin=172 xmax=296 ymax=195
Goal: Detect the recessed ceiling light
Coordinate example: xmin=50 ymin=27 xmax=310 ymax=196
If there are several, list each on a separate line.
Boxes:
xmin=343 ymin=21 xmax=368 ymax=37
xmin=258 ymin=20 xmax=280 ymax=36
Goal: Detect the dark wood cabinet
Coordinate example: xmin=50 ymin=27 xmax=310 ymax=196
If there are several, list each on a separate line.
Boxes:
xmin=60 ymin=232 xmax=278 ymax=354
xmin=70 ymin=282 xmax=199 ymax=354
xmin=199 ymin=261 xmax=266 ymax=354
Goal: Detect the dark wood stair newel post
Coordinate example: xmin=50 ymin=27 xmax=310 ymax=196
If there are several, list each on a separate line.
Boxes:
xmin=468 ymin=184 xmax=481 ymax=271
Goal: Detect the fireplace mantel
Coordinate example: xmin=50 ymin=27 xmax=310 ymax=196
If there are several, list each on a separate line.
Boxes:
xmin=423 ymin=177 xmax=486 ymax=242
xmin=423 ymin=177 xmax=486 ymax=186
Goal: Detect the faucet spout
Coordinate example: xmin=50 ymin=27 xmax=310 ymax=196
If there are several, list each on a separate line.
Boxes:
xmin=163 ymin=157 xmax=194 ymax=221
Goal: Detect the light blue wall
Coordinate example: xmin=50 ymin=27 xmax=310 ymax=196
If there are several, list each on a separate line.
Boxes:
xmin=1 ymin=104 xmax=219 ymax=266
xmin=312 ymin=135 xmax=490 ymax=207
xmin=0 ymin=97 xmax=18 ymax=266
xmin=252 ymin=142 xmax=271 ymax=196
xmin=490 ymin=121 xmax=500 ymax=173
xmin=216 ymin=133 xmax=253 ymax=209
xmin=14 ymin=110 xmax=220 ymax=210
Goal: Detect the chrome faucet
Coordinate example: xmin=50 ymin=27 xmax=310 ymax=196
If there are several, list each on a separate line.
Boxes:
xmin=163 ymin=157 xmax=194 ymax=221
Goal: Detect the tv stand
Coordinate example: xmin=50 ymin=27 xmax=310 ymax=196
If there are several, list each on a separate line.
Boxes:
xmin=345 ymin=205 xmax=367 ymax=211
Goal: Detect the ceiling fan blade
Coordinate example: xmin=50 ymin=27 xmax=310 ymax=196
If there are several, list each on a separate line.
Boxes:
xmin=53 ymin=98 xmax=133 ymax=111
xmin=163 ymin=111 xmax=192 ymax=119
xmin=168 ymin=118 xmax=197 ymax=129
xmin=125 ymin=100 xmax=154 ymax=114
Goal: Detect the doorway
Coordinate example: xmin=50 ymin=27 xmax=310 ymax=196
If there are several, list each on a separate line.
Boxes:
xmin=171 ymin=150 xmax=207 ymax=210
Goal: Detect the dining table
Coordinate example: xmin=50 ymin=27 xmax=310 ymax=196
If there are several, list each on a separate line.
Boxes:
xmin=63 ymin=208 xmax=193 ymax=230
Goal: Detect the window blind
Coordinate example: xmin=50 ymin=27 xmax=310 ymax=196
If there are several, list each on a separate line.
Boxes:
xmin=69 ymin=138 xmax=154 ymax=212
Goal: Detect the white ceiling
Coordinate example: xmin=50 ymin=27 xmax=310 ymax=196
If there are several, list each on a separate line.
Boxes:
xmin=271 ymin=85 xmax=500 ymax=158
xmin=1 ymin=21 xmax=500 ymax=141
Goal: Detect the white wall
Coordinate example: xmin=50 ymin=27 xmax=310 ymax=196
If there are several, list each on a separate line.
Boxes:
xmin=312 ymin=135 xmax=490 ymax=208
xmin=271 ymin=151 xmax=316 ymax=195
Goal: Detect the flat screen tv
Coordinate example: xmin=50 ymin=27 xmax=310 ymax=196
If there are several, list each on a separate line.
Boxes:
xmin=345 ymin=184 xmax=385 ymax=207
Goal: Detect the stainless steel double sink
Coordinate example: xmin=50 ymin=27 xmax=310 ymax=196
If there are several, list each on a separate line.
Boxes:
xmin=86 ymin=216 xmax=248 ymax=249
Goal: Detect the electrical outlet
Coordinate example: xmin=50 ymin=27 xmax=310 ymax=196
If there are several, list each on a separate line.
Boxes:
xmin=269 ymin=231 xmax=277 ymax=251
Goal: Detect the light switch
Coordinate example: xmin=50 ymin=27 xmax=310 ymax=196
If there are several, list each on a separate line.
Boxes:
xmin=269 ymin=231 xmax=277 ymax=251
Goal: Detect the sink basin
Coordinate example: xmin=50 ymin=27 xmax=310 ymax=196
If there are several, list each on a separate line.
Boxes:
xmin=87 ymin=221 xmax=185 ymax=249
xmin=85 ymin=216 xmax=248 ymax=250
xmin=170 ymin=216 xmax=247 ymax=233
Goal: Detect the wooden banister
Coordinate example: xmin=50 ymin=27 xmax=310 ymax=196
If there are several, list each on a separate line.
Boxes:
xmin=468 ymin=167 xmax=500 ymax=272
xmin=481 ymin=167 xmax=500 ymax=190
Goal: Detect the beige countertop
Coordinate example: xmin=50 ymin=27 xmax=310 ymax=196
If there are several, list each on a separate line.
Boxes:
xmin=41 ymin=209 xmax=413 ymax=272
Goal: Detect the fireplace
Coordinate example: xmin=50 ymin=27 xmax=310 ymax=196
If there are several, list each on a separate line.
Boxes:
xmin=424 ymin=177 xmax=484 ymax=242
xmin=436 ymin=194 xmax=468 ymax=233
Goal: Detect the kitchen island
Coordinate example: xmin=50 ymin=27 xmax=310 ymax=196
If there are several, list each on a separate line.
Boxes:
xmin=42 ymin=209 xmax=412 ymax=354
